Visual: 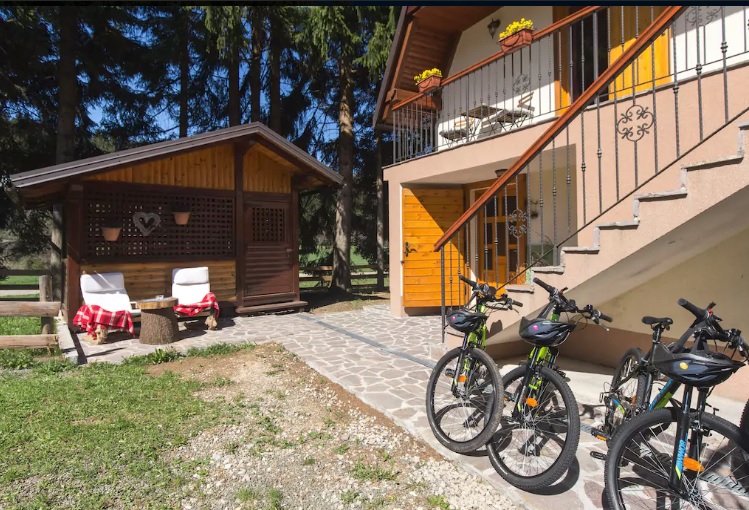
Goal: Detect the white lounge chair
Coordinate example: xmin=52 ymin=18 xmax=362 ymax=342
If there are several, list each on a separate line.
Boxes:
xmin=172 ymin=266 xmax=218 ymax=330
xmin=79 ymin=272 xmax=140 ymax=343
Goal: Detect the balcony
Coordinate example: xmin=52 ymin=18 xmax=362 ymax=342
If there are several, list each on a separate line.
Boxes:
xmin=390 ymin=5 xmax=749 ymax=166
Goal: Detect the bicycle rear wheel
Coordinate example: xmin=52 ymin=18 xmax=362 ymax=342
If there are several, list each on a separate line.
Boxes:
xmin=605 ymin=407 xmax=749 ymax=509
xmin=487 ymin=365 xmax=580 ymax=490
xmin=604 ymin=348 xmax=647 ymax=443
xmin=425 ymin=347 xmax=504 ymax=453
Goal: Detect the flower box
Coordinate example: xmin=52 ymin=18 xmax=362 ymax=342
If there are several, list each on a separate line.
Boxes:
xmin=417 ymin=75 xmax=442 ymax=94
xmin=499 ymin=28 xmax=533 ymax=53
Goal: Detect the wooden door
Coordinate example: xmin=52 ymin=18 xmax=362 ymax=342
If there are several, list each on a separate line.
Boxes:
xmin=243 ymin=197 xmax=296 ymax=305
xmin=402 ymin=188 xmax=465 ymax=308
xmin=475 ymin=175 xmax=527 ymax=287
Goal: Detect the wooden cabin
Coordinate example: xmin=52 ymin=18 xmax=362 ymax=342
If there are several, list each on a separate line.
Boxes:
xmin=8 ymin=123 xmax=342 ymax=321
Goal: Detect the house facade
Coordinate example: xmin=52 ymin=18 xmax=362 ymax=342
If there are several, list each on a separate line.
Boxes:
xmin=375 ymin=6 xmax=749 ymax=400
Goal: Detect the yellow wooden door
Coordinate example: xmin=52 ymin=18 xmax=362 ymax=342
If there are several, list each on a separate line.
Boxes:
xmin=609 ymin=6 xmax=671 ymax=98
xmin=402 ymin=188 xmax=465 ymax=308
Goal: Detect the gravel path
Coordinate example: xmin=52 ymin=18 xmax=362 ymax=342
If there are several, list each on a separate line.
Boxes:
xmin=153 ymin=343 xmax=517 ymax=510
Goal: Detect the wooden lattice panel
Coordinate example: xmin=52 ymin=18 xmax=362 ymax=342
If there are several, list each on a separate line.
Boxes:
xmin=249 ymin=206 xmax=287 ymax=243
xmin=82 ymin=184 xmax=234 ymax=262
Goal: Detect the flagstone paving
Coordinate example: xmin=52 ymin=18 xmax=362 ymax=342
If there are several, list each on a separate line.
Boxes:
xmin=62 ymin=304 xmax=745 ymax=510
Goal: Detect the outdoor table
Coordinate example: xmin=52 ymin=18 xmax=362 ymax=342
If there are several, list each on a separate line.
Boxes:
xmin=136 ymin=297 xmax=179 ymax=345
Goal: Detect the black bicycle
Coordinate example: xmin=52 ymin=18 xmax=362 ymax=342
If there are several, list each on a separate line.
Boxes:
xmin=425 ymin=275 xmax=522 ymax=453
xmin=604 ymin=298 xmax=749 ymax=509
xmin=486 ymin=277 xmax=612 ymax=490
xmin=596 ymin=300 xmax=748 ymax=445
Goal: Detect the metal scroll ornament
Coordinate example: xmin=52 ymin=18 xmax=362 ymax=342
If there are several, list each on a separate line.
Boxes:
xmin=508 ymin=209 xmax=528 ymax=238
xmin=686 ymin=6 xmax=721 ymax=27
xmin=616 ymin=104 xmax=655 ymax=142
xmin=513 ymin=73 xmax=530 ymax=94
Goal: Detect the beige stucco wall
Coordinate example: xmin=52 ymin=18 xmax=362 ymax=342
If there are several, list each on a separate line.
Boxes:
xmin=564 ymin=225 xmax=749 ymax=401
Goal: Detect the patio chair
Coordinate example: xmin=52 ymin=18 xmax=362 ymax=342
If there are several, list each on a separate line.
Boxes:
xmin=171 ymin=266 xmax=219 ymax=330
xmin=439 ymin=116 xmax=481 ymax=143
xmin=78 ymin=272 xmax=140 ymax=343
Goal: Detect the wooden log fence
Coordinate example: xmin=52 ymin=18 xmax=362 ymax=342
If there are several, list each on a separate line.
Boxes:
xmin=299 ymin=264 xmax=389 ymax=287
xmin=0 ymin=271 xmax=60 ymax=350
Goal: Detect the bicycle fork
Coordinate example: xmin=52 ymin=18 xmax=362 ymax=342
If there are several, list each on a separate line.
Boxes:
xmin=668 ymin=387 xmax=709 ymax=498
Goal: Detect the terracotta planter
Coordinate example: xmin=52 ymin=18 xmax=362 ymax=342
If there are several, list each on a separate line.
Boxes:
xmin=102 ymin=227 xmax=121 ymax=242
xmin=499 ymin=29 xmax=533 ymax=53
xmin=417 ymin=75 xmax=442 ymax=94
xmin=173 ymin=211 xmax=190 ymax=225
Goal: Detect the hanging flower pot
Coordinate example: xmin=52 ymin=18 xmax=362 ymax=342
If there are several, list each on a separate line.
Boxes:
xmin=414 ymin=68 xmax=443 ymax=94
xmin=498 ymin=19 xmax=534 ymax=53
xmin=101 ymin=219 xmax=121 ymax=242
xmin=172 ymin=201 xmax=191 ymax=225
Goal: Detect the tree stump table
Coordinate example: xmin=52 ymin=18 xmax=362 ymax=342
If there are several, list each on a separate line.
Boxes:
xmin=136 ymin=297 xmax=179 ymax=345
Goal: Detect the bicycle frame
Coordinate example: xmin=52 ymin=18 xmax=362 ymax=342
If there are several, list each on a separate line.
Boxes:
xmin=511 ymin=300 xmax=566 ymax=416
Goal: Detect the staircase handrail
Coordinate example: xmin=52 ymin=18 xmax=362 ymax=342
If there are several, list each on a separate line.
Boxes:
xmin=434 ymin=5 xmax=686 ymax=251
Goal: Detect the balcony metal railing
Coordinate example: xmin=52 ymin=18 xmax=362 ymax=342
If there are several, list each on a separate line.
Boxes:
xmin=391 ymin=6 xmax=749 ymax=166
xmin=430 ymin=6 xmax=749 ymax=340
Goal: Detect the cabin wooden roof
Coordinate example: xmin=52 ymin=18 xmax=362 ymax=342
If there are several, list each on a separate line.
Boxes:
xmin=373 ymin=5 xmax=500 ymax=129
xmin=8 ymin=123 xmax=342 ymax=207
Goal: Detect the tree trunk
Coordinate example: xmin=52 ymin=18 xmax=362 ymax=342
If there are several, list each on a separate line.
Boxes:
xmin=53 ymin=6 xmax=78 ymax=302
xmin=268 ymin=15 xmax=281 ymax=133
xmin=375 ymin=130 xmax=386 ymax=291
xmin=332 ymin=55 xmax=354 ymax=291
xmin=178 ymin=8 xmax=189 ymax=138
xmin=228 ymin=42 xmax=240 ymax=126
xmin=250 ymin=8 xmax=263 ymax=123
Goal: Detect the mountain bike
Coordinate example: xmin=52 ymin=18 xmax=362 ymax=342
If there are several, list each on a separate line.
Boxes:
xmin=604 ymin=298 xmax=749 ymax=509
xmin=486 ymin=277 xmax=612 ymax=490
xmin=425 ymin=275 xmax=522 ymax=453
xmin=595 ymin=300 xmax=748 ymax=445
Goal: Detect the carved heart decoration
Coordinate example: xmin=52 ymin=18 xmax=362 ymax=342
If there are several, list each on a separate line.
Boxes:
xmin=132 ymin=212 xmax=161 ymax=237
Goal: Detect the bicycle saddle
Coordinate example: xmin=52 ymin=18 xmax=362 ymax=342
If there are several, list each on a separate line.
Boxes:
xmin=642 ymin=316 xmax=673 ymax=326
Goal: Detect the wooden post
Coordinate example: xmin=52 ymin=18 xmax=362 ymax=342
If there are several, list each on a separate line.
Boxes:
xmin=39 ymin=275 xmax=53 ymax=336
xmin=65 ymin=184 xmax=84 ymax=323
xmin=234 ymin=140 xmax=254 ymax=305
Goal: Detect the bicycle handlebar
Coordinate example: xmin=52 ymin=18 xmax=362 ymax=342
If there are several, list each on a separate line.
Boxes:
xmin=533 ymin=277 xmax=612 ymax=323
xmin=678 ymin=298 xmax=711 ymax=322
xmin=459 ymin=274 xmax=477 ymax=289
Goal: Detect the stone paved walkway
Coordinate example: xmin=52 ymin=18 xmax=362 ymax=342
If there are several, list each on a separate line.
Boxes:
xmin=62 ymin=305 xmax=744 ymax=510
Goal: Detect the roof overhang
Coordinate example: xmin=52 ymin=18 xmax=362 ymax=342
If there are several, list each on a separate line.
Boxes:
xmin=8 ymin=123 xmax=342 ymax=208
xmin=373 ymin=5 xmax=501 ymax=130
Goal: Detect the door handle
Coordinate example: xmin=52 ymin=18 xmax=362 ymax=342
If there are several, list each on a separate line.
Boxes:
xmin=404 ymin=242 xmax=415 ymax=258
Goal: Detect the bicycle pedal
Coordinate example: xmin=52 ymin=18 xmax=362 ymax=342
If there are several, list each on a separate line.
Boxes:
xmin=590 ymin=428 xmax=610 ymax=442
xmin=590 ymin=451 xmax=607 ymax=461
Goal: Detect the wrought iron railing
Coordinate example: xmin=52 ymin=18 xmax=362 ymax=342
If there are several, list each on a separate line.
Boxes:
xmin=391 ymin=6 xmax=749 ymax=167
xmin=432 ymin=6 xmax=749 ymax=330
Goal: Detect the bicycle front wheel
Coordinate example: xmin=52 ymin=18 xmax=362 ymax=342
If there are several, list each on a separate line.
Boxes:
xmin=604 ymin=347 xmax=647 ymax=444
xmin=741 ymin=399 xmax=749 ymax=435
xmin=425 ymin=347 xmax=504 ymax=453
xmin=487 ymin=365 xmax=581 ymax=490
xmin=605 ymin=407 xmax=749 ymax=509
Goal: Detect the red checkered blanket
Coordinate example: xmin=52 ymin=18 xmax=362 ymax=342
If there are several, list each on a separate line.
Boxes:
xmin=173 ymin=292 xmax=220 ymax=319
xmin=72 ymin=304 xmax=135 ymax=336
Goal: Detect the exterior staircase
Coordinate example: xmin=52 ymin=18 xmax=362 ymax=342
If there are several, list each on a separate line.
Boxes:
xmin=488 ymin=115 xmax=749 ymax=344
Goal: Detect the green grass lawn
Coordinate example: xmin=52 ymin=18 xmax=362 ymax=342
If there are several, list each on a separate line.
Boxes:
xmin=0 ymin=346 xmax=251 ymax=509
xmin=0 ymin=317 xmax=41 ymax=336
xmin=0 ymin=275 xmax=39 ymax=286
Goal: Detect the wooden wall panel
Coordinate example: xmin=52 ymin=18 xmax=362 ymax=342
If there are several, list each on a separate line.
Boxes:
xmin=85 ymin=144 xmax=234 ymax=190
xmin=243 ymin=146 xmax=293 ymax=193
xmin=79 ymin=260 xmax=236 ymax=303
